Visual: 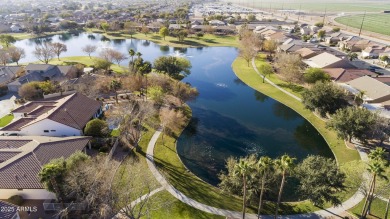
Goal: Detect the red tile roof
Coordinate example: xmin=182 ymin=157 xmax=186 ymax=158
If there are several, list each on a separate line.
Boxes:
xmin=1 ymin=118 xmax=36 ymax=131
xmin=0 ymin=140 xmax=31 ymax=149
xmin=5 ymin=93 xmax=102 ymax=131
xmin=0 ymin=201 xmax=18 ymax=218
xmin=0 ymin=136 xmax=90 ymax=189
xmin=323 ymin=68 xmax=377 ymax=83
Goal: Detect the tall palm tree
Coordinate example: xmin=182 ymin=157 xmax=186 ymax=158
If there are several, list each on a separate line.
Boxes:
xmin=256 ymin=156 xmax=273 ymax=218
xmin=128 ymin=49 xmax=135 ymax=63
xmin=368 ymin=147 xmax=387 ymax=161
xmin=136 ymin=51 xmax=142 ymax=59
xmin=361 ymin=147 xmax=388 ymax=218
xmin=234 ymin=158 xmax=254 ymax=219
xmin=274 ymin=155 xmax=296 ymax=219
xmin=361 ymin=160 xmax=387 ymax=218
xmin=385 ymin=194 xmax=389 ymax=219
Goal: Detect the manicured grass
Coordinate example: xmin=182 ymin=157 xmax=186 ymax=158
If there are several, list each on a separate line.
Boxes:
xmin=237 ymin=0 xmax=390 ymax=12
xmin=235 ymin=57 xmax=360 ymax=165
xmin=349 ymin=198 xmax=389 ymax=219
xmin=140 ymin=190 xmax=225 ymax=219
xmin=112 ymin=127 xmax=160 ymax=209
xmin=153 ymin=106 xmax=323 ymax=215
xmin=85 ymin=28 xmax=239 ymax=48
xmin=256 ymin=55 xmax=305 ymax=98
xmin=233 ymin=57 xmax=361 ymax=205
xmin=0 ymin=114 xmax=14 ymax=127
xmin=335 ymin=14 xmax=390 ymax=36
xmin=10 ymin=31 xmax=68 ymax=40
xmin=21 ymin=56 xmax=127 ymax=74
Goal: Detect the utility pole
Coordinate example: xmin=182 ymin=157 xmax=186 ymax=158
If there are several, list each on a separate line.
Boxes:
xmin=322 ymin=7 xmax=327 ymax=25
xmin=358 ymin=11 xmax=366 ymax=37
xmin=297 ymin=4 xmax=302 ymax=23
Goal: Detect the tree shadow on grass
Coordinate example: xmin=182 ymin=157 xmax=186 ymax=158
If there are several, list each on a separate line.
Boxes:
xmin=277 ymin=83 xmax=305 ymax=94
xmin=169 ymin=40 xmax=208 ymax=47
xmin=150 ymin=35 xmax=162 ymax=40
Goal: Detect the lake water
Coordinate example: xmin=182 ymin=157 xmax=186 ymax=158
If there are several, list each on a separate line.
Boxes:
xmin=15 ymin=32 xmax=333 ymax=185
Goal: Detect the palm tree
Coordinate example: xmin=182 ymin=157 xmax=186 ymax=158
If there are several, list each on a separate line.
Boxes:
xmin=128 ymin=49 xmax=135 ymax=63
xmin=136 ymin=51 xmax=142 ymax=59
xmin=347 ymin=52 xmax=358 ymax=61
xmin=256 ymin=156 xmax=273 ymax=218
xmin=385 ymin=194 xmax=389 ymax=219
xmin=234 ymin=158 xmax=254 ymax=219
xmin=274 ymin=155 xmax=296 ymax=219
xmin=368 ymin=147 xmax=387 ymax=161
xmin=110 ymin=80 xmax=122 ymax=104
xmin=361 ymin=160 xmax=387 ymax=218
xmin=354 ymin=90 xmax=366 ymax=107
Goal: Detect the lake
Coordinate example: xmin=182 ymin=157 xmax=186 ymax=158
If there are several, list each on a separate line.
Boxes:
xmin=15 ymin=32 xmax=333 ymax=185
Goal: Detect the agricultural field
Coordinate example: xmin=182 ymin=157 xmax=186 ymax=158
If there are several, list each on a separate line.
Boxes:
xmin=225 ymin=0 xmax=390 ymax=12
xmin=335 ymin=13 xmax=390 ymax=36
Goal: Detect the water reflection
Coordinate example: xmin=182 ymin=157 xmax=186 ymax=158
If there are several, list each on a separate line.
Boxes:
xmin=254 ymin=91 xmax=269 ymax=103
xmin=101 ymin=35 xmax=111 ymax=42
xmin=87 ymin=34 xmax=96 ymax=40
xmin=159 ymin=45 xmax=169 ymax=52
xmin=272 ymin=102 xmax=300 ymax=120
xmin=59 ymin=33 xmax=72 ymax=42
xmin=113 ymin=39 xmax=125 ymax=45
xmin=142 ymin=40 xmax=151 ymax=47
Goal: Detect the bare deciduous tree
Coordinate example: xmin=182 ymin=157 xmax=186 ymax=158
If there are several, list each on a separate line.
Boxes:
xmin=82 ymin=45 xmax=97 ymax=58
xmin=50 ymin=42 xmax=67 ymax=60
xmin=159 ymin=108 xmax=186 ymax=142
xmin=275 ymin=53 xmax=304 ymax=83
xmin=62 ymin=155 xmax=169 ymax=219
xmin=0 ymin=49 xmax=10 ymax=66
xmin=33 ymin=42 xmax=55 ymax=64
xmin=8 ymin=47 xmax=25 ymax=65
xmin=99 ymin=48 xmax=126 ymax=65
xmin=107 ymin=100 xmax=156 ymax=151
xmin=239 ymin=30 xmax=262 ymax=66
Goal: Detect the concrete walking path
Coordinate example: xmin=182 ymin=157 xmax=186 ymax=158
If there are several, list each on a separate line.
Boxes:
xmin=114 ymin=187 xmax=165 ymax=218
xmin=251 ymin=58 xmax=302 ymax=102
xmin=145 ymin=129 xmax=370 ymax=218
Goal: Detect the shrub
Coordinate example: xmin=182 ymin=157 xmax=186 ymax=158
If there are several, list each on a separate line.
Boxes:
xmin=84 ymin=119 xmax=109 ymax=137
xmin=8 ymin=195 xmax=24 ymax=205
xmin=99 ymin=146 xmax=109 ymax=153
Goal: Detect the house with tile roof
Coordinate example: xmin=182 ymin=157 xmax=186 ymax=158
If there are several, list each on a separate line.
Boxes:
xmin=347 ymin=76 xmax=390 ymax=103
xmin=7 ymin=64 xmax=77 ymax=92
xmin=0 ymin=93 xmax=102 ymax=137
xmin=0 ymin=136 xmax=90 ymax=199
xmin=303 ymin=52 xmax=355 ymax=69
xmin=361 ymin=46 xmax=388 ymax=59
xmin=0 ymin=66 xmax=22 ymax=86
xmin=0 ymin=200 xmax=20 ymax=219
xmin=322 ymin=68 xmax=377 ymax=83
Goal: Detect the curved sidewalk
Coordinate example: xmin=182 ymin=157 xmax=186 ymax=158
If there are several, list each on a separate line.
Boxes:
xmin=146 ymin=130 xmax=368 ymax=218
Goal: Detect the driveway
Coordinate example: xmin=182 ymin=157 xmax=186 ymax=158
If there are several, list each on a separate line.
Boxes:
xmin=0 ymin=92 xmax=18 ymax=118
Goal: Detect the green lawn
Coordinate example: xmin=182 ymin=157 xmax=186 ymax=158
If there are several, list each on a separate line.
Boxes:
xmin=140 ymin=191 xmax=225 ymax=219
xmin=0 ymin=114 xmax=14 ymax=127
xmin=21 ymin=56 xmax=127 ymax=74
xmin=233 ymin=57 xmax=361 ymax=204
xmin=235 ymin=0 xmax=390 ymax=12
xmin=85 ymin=29 xmax=239 ymax=48
xmin=335 ymin=14 xmax=390 ymax=36
xmin=349 ymin=198 xmax=389 ymax=219
xmin=237 ymin=57 xmax=360 ymax=165
xmin=153 ymin=106 xmax=323 ymax=215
